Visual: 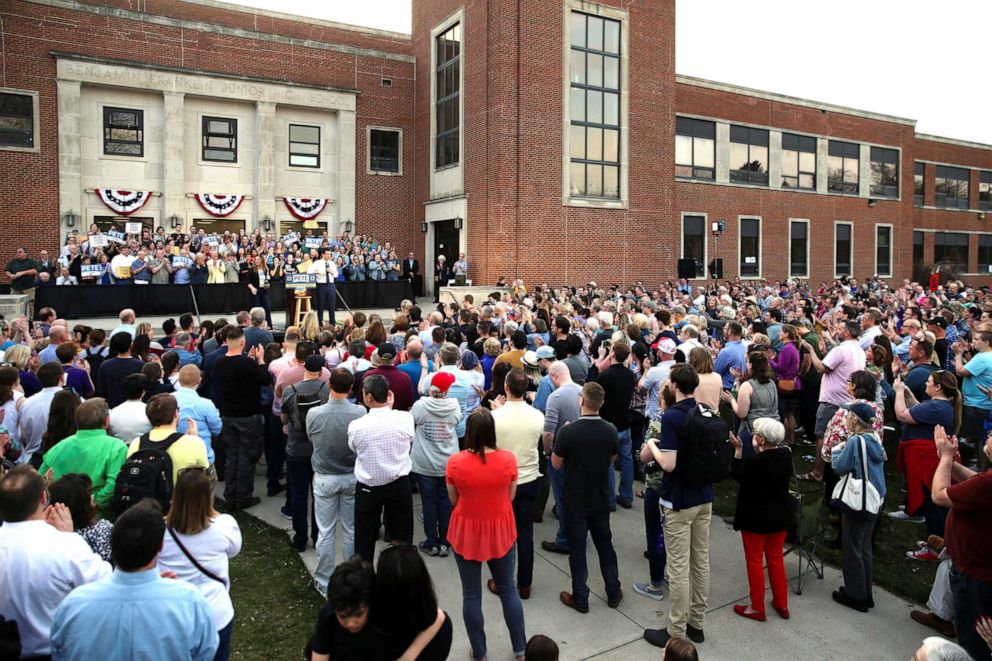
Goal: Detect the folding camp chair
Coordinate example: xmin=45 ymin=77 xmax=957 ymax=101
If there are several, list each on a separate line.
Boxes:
xmin=784 ymin=467 xmax=825 ymax=595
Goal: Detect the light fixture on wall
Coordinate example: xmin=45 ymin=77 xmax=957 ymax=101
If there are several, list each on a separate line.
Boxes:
xmin=868 ymin=198 xmax=878 ymax=208
xmin=62 ymin=210 xmax=77 ymax=227
xmin=168 ymin=214 xmax=182 ymax=229
xmin=342 ymin=218 xmax=354 ymax=233
xmin=453 ymin=217 xmax=463 ymax=230
xmin=979 ymin=212 xmax=987 ymax=220
xmin=262 ymin=215 xmax=272 ymax=231
xmin=421 ymin=222 xmax=428 ymax=233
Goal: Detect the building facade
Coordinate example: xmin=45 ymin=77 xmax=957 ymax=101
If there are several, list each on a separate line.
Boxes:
xmin=2 ymin=0 xmax=991 ymax=290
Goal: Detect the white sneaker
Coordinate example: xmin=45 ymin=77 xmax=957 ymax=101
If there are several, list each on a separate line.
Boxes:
xmin=887 ymin=510 xmax=925 ymax=523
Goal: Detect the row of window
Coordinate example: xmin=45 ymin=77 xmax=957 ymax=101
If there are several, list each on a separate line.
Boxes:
xmin=681 ymin=215 xmax=894 ymax=279
xmin=922 ymin=231 xmax=992 ymax=273
xmin=913 ymin=163 xmax=992 ymax=210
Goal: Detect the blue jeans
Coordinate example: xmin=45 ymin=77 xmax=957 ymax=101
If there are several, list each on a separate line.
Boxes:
xmin=263 ymin=408 xmax=287 ymax=496
xmin=549 ymin=463 xmax=569 ymax=548
xmin=950 ymin=563 xmax=992 ymax=661
xmin=286 ymin=454 xmax=316 ymax=547
xmin=250 ymin=288 xmax=272 ymax=328
xmin=414 ymin=473 xmax=451 ymax=549
xmin=564 ymin=509 xmax=621 ymax=608
xmin=616 ymin=428 xmax=633 ymax=504
xmin=454 ymin=547 xmax=527 ymax=660
xmin=644 ymin=487 xmax=667 ymax=585
xmin=215 ymin=618 xmax=234 ymax=661
xmin=316 ymin=282 xmax=336 ymax=325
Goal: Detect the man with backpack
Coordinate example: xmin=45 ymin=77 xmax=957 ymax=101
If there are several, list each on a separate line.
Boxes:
xmin=643 ymin=364 xmax=724 ymax=650
xmin=117 ymin=394 xmax=208 ymax=516
xmin=281 ymin=354 xmax=330 ymax=552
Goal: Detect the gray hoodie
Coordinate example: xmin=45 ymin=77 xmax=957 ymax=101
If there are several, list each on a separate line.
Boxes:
xmin=410 ymin=395 xmax=463 ymax=477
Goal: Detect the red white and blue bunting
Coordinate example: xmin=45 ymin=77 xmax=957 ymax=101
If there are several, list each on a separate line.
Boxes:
xmin=194 ymin=193 xmax=245 ymax=218
xmin=283 ymin=197 xmax=328 ymax=221
xmin=95 ymin=190 xmax=153 ymax=216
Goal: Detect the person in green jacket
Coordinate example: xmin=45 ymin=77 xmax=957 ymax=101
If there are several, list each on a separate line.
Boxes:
xmin=39 ymin=397 xmax=127 ymax=518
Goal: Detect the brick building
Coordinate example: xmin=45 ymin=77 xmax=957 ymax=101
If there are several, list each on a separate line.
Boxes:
xmin=2 ymin=0 xmax=991 ymax=292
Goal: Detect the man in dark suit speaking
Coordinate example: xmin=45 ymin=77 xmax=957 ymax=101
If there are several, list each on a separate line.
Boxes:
xmin=403 ymin=251 xmax=421 ymax=296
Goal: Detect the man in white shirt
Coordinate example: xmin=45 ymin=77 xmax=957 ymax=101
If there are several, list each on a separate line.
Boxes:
xmin=348 ymin=375 xmax=415 ymax=562
xmin=17 ymin=362 xmax=64 ymax=463
xmin=109 ymin=308 xmax=137 ymax=339
xmin=109 ymin=373 xmax=152 ymax=442
xmin=859 ymin=308 xmax=884 ymax=351
xmin=110 ymin=246 xmax=134 ymax=284
xmin=307 ymin=248 xmax=339 ymax=327
xmin=0 ymin=465 xmax=112 ymax=658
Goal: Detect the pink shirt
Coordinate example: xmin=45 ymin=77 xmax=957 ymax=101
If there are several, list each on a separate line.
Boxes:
xmin=819 ymin=340 xmax=866 ymax=406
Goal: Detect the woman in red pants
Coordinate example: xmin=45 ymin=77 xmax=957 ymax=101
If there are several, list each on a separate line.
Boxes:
xmin=730 ymin=417 xmax=793 ymax=621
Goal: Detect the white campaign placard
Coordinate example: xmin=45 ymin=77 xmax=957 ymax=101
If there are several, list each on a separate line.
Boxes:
xmin=88 ymin=234 xmax=108 ymax=248
xmin=304 ymin=237 xmax=323 ymax=250
xmin=81 ymin=264 xmax=103 ymax=278
xmin=105 ymin=230 xmax=126 ymax=244
xmin=125 ymin=222 xmax=142 ymax=235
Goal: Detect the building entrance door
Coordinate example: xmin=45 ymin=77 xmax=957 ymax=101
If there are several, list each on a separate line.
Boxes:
xmin=433 ymin=219 xmax=460 ymax=291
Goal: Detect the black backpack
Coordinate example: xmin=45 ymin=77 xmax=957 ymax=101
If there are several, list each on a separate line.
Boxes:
xmin=674 ymin=400 xmax=733 ymax=487
xmin=112 ymin=432 xmax=183 ymax=516
xmin=286 ymin=383 xmax=328 ymax=437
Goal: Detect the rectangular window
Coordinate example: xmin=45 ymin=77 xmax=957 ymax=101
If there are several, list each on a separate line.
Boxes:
xmin=781 ymin=133 xmax=816 ymax=190
xmin=914 ymin=162 xmax=925 ymax=207
xmin=675 ymin=117 xmax=715 ymax=181
xmin=103 ymin=107 xmax=143 ymax=157
xmin=369 ymin=128 xmax=400 ymax=173
xmin=288 ymin=124 xmax=320 ymax=168
xmin=202 ymin=116 xmax=237 ymax=163
xmin=569 ymin=11 xmax=621 ymax=198
xmin=979 ymin=171 xmax=992 ymax=211
xmin=0 ymin=91 xmax=36 ymax=149
xmin=739 ymin=217 xmax=760 ymax=277
xmin=828 ymin=140 xmax=860 ymax=194
xmin=875 ymin=225 xmax=892 ymax=277
xmin=789 ymin=220 xmax=809 ymax=278
xmin=835 ymin=222 xmax=853 ymax=276
xmin=435 ymin=23 xmax=461 ymax=169
xmin=869 ymin=147 xmax=898 ymax=198
xmin=935 ymin=165 xmax=970 ymax=209
xmin=681 ymin=215 xmax=706 ymax=278
xmin=729 ymin=126 xmax=769 ymax=185
xmin=934 ymin=232 xmax=969 ymax=272
xmin=980 ymin=236 xmax=992 ymax=273
xmin=913 ymin=230 xmax=924 ymax=267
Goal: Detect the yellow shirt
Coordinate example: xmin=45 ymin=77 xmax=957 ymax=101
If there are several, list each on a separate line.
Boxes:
xmin=127 ymin=426 xmax=209 ymax=483
xmin=298 ymin=257 xmax=313 ymax=273
xmin=207 ymin=259 xmax=226 ymax=284
xmin=491 ymin=400 xmax=544 ymax=485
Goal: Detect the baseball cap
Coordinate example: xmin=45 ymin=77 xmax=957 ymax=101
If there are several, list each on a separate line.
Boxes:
xmin=430 ymin=371 xmax=456 ymax=394
xmin=535 ymin=345 xmax=556 ymax=360
xmin=652 ymin=338 xmax=677 ymax=354
xmin=304 ymin=354 xmax=325 ymax=372
xmin=460 ymin=350 xmax=479 ymax=371
xmin=840 ymin=401 xmax=877 ymax=426
xmin=377 ymin=342 xmax=397 ymax=359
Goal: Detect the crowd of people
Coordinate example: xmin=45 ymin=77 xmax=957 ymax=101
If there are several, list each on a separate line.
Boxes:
xmin=1 ymin=261 xmax=992 ymax=660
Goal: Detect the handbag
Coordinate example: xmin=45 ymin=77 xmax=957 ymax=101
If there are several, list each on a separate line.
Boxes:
xmin=830 ymin=434 xmax=882 ymax=515
xmin=167 ymin=527 xmax=228 ymax=588
xmin=777 ymin=378 xmax=797 ymax=393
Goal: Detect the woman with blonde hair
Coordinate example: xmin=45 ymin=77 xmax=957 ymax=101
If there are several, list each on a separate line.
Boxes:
xmin=3 ymin=344 xmax=41 ymax=397
xmin=160 ymin=467 xmax=243 ymax=661
xmin=299 ymin=309 xmax=321 ymax=341
xmin=688 ymin=347 xmax=722 ymax=410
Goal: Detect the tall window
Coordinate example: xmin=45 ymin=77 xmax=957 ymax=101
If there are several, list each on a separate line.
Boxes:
xmin=569 ymin=12 xmax=621 ymax=198
xmin=876 ymin=226 xmax=892 ymax=276
xmin=103 ymin=107 xmax=143 ymax=157
xmin=980 ymin=235 xmax=992 ymax=273
xmin=682 ymin=215 xmax=706 ymax=278
xmin=369 ymin=129 xmax=400 ymax=173
xmin=739 ymin=217 xmax=760 ymax=277
xmin=729 ymin=126 xmax=768 ymax=185
xmin=935 ymin=165 xmax=970 ymax=209
xmin=979 ymin=171 xmax=992 ymax=211
xmin=934 ymin=232 xmax=969 ymax=271
xmin=675 ymin=117 xmax=715 ymax=181
xmin=789 ymin=220 xmax=809 ymax=278
xmin=914 ymin=162 xmax=925 ymax=207
xmin=835 ymin=222 xmax=852 ymax=276
xmin=202 ymin=116 xmax=237 ymax=163
xmin=289 ymin=124 xmax=320 ymax=168
xmin=828 ymin=141 xmax=860 ymax=194
xmin=0 ymin=91 xmax=35 ymax=148
xmin=781 ymin=133 xmax=816 ymax=190
xmin=869 ymin=147 xmax=898 ymax=198
xmin=913 ymin=231 xmax=924 ymax=267
xmin=435 ymin=23 xmax=461 ymax=169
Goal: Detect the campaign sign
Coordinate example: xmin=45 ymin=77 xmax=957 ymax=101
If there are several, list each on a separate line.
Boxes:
xmin=106 ymin=230 xmax=126 ymax=244
xmin=304 ymin=237 xmax=323 ymax=250
xmin=286 ymin=273 xmax=317 ymax=289
xmin=206 ymin=235 xmax=220 ymax=246
xmin=88 ymin=234 xmax=108 ymax=248
xmin=173 ymin=256 xmax=192 ymax=268
xmin=81 ymin=264 xmax=103 ymax=278
xmin=125 ymin=222 xmax=142 ymax=235
xmin=282 ymin=231 xmax=299 ymax=244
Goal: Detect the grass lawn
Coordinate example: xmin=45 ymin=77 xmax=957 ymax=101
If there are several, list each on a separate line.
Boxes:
xmin=228 ymin=512 xmax=324 ymax=660
xmin=712 ymin=428 xmax=937 ymax=606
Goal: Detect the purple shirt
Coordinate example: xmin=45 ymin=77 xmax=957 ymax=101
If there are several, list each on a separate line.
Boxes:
xmin=62 ymin=365 xmax=93 ymax=398
xmin=770 ymin=342 xmax=802 ymax=389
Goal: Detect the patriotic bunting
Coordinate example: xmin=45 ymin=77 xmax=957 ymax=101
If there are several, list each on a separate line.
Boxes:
xmin=283 ymin=197 xmax=328 ymax=221
xmin=194 ymin=193 xmax=245 ymax=218
xmin=95 ymin=190 xmax=153 ymax=216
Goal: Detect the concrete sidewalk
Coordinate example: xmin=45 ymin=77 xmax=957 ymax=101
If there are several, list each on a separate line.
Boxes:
xmin=230 ymin=471 xmax=927 ymax=661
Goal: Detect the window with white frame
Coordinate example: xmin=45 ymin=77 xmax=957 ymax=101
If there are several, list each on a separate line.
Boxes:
xmin=435 ymin=23 xmax=461 ymax=169
xmin=789 ymin=220 xmax=809 ymax=278
xmin=781 ymin=133 xmax=816 ymax=190
xmin=369 ymin=128 xmax=400 ymax=173
xmin=681 ymin=215 xmax=706 ymax=278
xmin=289 ymin=124 xmax=320 ymax=168
xmin=739 ymin=217 xmax=760 ymax=277
xmin=0 ymin=90 xmax=37 ymax=149
xmin=875 ymin=225 xmax=892 ymax=276
xmin=835 ymin=222 xmax=853 ymax=276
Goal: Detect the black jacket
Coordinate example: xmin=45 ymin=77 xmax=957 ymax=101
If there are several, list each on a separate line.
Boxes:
xmin=731 ymin=447 xmax=793 ymax=534
xmin=403 ymin=258 xmax=419 ymax=277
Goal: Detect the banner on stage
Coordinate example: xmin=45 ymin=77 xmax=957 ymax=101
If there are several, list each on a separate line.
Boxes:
xmin=125 ymin=222 xmax=142 ymax=235
xmin=88 ymin=234 xmax=108 ymax=248
xmin=106 ymin=230 xmax=126 ymax=244
xmin=81 ymin=264 xmax=103 ymax=278
xmin=286 ymin=273 xmax=317 ymax=289
xmin=304 ymin=237 xmax=323 ymax=250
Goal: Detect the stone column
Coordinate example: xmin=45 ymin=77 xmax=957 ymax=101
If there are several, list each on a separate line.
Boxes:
xmin=337 ymin=109 xmax=357 ymax=235
xmin=162 ymin=91 xmax=185 ymax=230
xmin=57 ymin=80 xmax=82 ymax=239
xmin=255 ymin=101 xmax=277 ymax=230
xmin=715 ymin=122 xmax=730 ymax=184
xmin=859 ymin=144 xmax=871 ymax=198
xmin=767 ymin=131 xmax=782 ymax=189
xmin=816 ymin=137 xmax=829 ymax=193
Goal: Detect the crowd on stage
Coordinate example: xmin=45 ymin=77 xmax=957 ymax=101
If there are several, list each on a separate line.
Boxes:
xmin=1 ymin=260 xmax=991 ymax=660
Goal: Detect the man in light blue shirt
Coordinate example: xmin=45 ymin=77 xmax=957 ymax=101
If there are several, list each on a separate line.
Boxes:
xmin=174 ymin=364 xmax=223 ymax=474
xmin=51 ymin=504 xmax=218 ymax=661
xmin=713 ymin=321 xmax=747 ymax=389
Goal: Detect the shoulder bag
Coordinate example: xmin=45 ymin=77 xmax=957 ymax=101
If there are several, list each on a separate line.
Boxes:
xmin=167 ymin=527 xmax=228 ymax=588
xmin=830 ymin=434 xmax=882 ymax=515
